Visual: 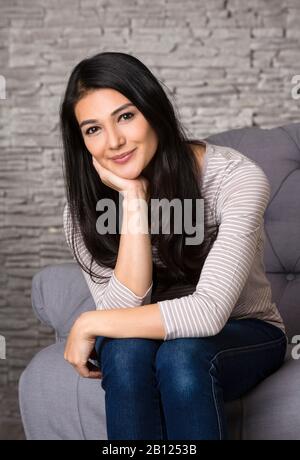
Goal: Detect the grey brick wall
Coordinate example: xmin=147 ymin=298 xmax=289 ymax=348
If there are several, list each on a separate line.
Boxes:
xmin=0 ymin=0 xmax=299 ymax=435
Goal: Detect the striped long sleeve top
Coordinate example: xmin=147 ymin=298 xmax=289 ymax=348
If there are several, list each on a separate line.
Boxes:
xmin=63 ymin=141 xmax=286 ymax=341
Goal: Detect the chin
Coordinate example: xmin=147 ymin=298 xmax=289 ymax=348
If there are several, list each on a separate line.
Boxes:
xmin=114 ymin=163 xmax=142 ymax=180
xmin=112 ymin=168 xmax=139 ymax=180
xmin=123 ymin=171 xmax=141 ymax=180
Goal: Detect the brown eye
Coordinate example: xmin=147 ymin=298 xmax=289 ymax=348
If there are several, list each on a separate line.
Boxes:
xmin=85 ymin=126 xmax=100 ymax=136
xmin=119 ymin=112 xmax=134 ymax=121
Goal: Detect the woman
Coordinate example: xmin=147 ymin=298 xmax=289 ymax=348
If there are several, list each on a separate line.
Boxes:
xmin=62 ymin=51 xmax=287 ymax=440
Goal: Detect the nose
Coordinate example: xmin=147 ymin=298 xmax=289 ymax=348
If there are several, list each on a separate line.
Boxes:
xmin=106 ymin=124 xmax=125 ymax=150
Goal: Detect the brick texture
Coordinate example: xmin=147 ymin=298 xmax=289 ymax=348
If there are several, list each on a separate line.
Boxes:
xmin=0 ymin=0 xmax=299 ymax=437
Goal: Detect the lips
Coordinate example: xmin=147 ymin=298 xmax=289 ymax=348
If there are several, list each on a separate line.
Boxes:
xmin=111 ymin=148 xmax=136 ymax=160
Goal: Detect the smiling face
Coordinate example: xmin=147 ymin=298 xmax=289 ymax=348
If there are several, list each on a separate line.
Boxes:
xmin=74 ymin=88 xmax=159 ymax=179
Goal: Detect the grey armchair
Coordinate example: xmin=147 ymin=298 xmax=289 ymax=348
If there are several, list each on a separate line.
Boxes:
xmin=19 ymin=123 xmax=300 ymax=440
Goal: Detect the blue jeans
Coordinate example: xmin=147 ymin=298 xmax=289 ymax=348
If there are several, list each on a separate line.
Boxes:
xmin=95 ymin=318 xmax=287 ymax=440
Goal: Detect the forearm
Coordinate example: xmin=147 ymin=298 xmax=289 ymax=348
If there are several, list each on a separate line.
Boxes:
xmin=82 ymin=303 xmax=166 ymax=340
xmin=114 ymin=188 xmax=152 ymax=297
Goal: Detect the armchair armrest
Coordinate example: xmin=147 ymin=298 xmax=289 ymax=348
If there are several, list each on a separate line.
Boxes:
xmin=31 ymin=263 xmax=96 ymax=340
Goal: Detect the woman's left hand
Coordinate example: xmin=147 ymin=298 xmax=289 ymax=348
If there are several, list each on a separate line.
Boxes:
xmin=64 ymin=313 xmax=102 ymax=379
xmin=92 ymin=156 xmax=149 ymax=198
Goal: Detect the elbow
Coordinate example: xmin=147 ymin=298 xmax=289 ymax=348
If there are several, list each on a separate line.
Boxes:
xmin=166 ymin=323 xmax=224 ymax=340
xmin=192 ymin=320 xmax=226 ymax=338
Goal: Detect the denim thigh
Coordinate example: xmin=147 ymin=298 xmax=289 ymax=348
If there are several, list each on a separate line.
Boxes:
xmin=154 ymin=318 xmax=287 ymax=402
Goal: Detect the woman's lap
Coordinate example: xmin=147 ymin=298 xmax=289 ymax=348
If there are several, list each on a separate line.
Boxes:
xmin=95 ymin=318 xmax=287 ymax=400
xmin=95 ymin=318 xmax=287 ymax=439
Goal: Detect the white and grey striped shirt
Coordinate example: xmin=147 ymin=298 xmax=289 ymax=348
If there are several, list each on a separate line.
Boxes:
xmin=63 ymin=141 xmax=286 ymax=341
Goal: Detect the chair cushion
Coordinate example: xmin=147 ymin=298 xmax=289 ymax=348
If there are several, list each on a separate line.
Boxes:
xmin=18 ymin=341 xmax=107 ymax=440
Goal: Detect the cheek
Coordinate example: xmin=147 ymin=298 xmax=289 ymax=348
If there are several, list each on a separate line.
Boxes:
xmin=129 ymin=118 xmax=149 ymax=139
xmin=84 ymin=137 xmax=101 ymax=156
xmin=146 ymin=128 xmax=159 ymax=152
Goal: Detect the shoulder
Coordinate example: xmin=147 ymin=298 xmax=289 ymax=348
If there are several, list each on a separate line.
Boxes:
xmin=204 ymin=144 xmax=271 ymax=223
xmin=206 ymin=142 xmax=270 ymax=192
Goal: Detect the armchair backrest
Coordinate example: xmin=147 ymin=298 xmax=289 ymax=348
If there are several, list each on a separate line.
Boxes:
xmin=207 ymin=123 xmax=300 ymax=340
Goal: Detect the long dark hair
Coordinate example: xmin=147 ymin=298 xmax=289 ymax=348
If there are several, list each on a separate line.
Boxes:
xmin=60 ymin=51 xmax=218 ymax=296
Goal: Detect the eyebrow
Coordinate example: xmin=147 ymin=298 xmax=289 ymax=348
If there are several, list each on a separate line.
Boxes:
xmin=79 ymin=102 xmax=135 ymax=129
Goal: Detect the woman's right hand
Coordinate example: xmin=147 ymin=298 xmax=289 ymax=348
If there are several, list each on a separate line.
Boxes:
xmin=92 ymin=157 xmax=149 ymax=199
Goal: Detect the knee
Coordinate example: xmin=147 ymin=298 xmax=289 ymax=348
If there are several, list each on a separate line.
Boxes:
xmin=99 ymin=338 xmax=160 ymax=389
xmin=156 ymin=338 xmax=210 ymax=369
xmin=155 ymin=339 xmax=211 ymax=395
